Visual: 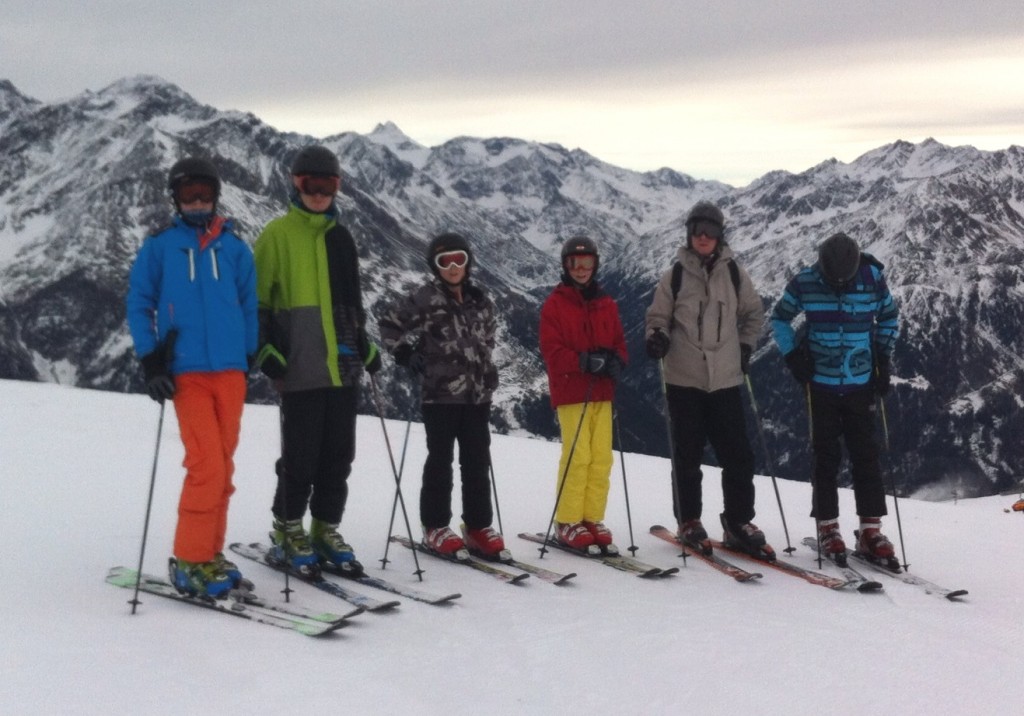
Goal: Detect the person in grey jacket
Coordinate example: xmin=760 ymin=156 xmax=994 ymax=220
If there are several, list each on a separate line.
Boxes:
xmin=379 ymin=233 xmax=506 ymax=560
xmin=644 ymin=201 xmax=772 ymax=559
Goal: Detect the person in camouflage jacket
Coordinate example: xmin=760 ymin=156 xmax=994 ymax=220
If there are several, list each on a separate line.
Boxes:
xmin=379 ymin=233 xmax=505 ymax=557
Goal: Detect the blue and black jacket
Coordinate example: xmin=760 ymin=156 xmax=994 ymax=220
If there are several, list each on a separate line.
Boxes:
xmin=771 ymin=254 xmax=898 ymax=392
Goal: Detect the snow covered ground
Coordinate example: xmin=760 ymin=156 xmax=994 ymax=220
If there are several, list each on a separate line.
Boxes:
xmin=2 ymin=379 xmax=1021 ymax=715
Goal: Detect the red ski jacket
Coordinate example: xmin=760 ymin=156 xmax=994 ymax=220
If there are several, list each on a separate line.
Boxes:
xmin=539 ymin=282 xmax=628 ymax=408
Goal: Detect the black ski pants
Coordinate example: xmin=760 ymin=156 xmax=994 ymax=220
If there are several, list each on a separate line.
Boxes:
xmin=665 ymin=384 xmax=756 ymax=526
xmin=420 ymin=402 xmax=494 ymax=530
xmin=273 ymin=386 xmax=358 ymax=524
xmin=808 ymin=386 xmax=887 ymax=521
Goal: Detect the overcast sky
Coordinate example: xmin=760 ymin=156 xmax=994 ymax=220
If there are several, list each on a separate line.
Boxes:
xmin=3 ymin=1 xmax=1023 ymax=186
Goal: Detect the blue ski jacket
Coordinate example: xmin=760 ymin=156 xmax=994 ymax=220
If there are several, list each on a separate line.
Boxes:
xmin=127 ymin=216 xmax=258 ymax=374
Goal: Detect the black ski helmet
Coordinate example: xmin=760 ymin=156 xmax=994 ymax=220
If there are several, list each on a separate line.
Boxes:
xmin=685 ymin=201 xmax=726 ymax=247
xmin=560 ymin=235 xmax=600 ymax=284
xmin=818 ymin=232 xmax=861 ymax=288
xmin=290 ymin=145 xmax=341 ymax=176
xmin=167 ymin=157 xmax=220 ymax=212
xmin=426 ymin=232 xmax=473 ymax=281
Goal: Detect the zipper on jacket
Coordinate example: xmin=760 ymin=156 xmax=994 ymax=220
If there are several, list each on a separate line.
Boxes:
xmin=210 ymin=247 xmax=220 ymax=281
xmin=186 ymin=248 xmax=196 ymax=282
xmin=697 ymin=300 xmax=705 ymax=343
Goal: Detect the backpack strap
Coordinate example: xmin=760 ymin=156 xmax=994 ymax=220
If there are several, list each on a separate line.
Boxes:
xmin=671 ymin=259 xmax=741 ymax=302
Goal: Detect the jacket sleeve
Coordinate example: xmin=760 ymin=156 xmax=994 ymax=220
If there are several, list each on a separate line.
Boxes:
xmin=735 ymin=264 xmax=763 ymax=348
xmin=644 ymin=269 xmax=675 ymax=337
xmin=609 ymin=300 xmax=628 ymax=365
xmin=236 ymin=241 xmax=259 ymax=356
xmin=770 ymin=276 xmax=803 ymax=355
xmin=126 ymin=237 xmax=161 ymax=358
xmin=378 ymin=288 xmax=422 ymax=352
xmin=873 ymin=269 xmax=899 ymax=357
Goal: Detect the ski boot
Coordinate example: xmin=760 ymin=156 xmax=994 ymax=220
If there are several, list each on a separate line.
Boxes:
xmin=816 ymin=518 xmax=848 ymax=566
xmin=423 ymin=525 xmax=470 ymax=560
xmin=214 ymin=551 xmax=253 ymax=592
xmin=310 ymin=518 xmax=363 ymax=576
xmin=720 ymin=514 xmax=775 ymax=562
xmin=854 ymin=518 xmax=900 ymax=572
xmin=269 ymin=517 xmax=320 ymax=577
xmin=169 ymin=557 xmax=233 ymax=600
xmin=677 ymin=519 xmax=712 ymax=556
xmin=582 ymin=521 xmax=619 ymax=556
xmin=462 ymin=524 xmax=512 ymax=562
xmin=555 ymin=521 xmax=601 ymax=555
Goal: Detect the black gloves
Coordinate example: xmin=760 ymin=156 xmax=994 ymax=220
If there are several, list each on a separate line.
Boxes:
xmin=140 ymin=330 xmax=178 ymax=403
xmin=740 ymin=344 xmax=752 ymax=374
xmin=357 ymin=329 xmax=382 ymax=375
xmin=579 ymin=349 xmax=623 ymax=379
xmin=874 ymin=351 xmax=891 ymax=397
xmin=646 ymin=329 xmax=670 ymax=360
xmin=393 ymin=343 xmax=426 ymax=375
xmin=256 ymin=343 xmax=288 ymax=380
xmin=784 ymin=344 xmax=815 ymax=384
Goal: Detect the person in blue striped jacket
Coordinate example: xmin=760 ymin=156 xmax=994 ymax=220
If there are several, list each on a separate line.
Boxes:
xmin=771 ymin=232 xmax=899 ymax=561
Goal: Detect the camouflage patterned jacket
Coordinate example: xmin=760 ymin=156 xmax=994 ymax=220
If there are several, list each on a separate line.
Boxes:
xmin=379 ymin=279 xmax=498 ymax=405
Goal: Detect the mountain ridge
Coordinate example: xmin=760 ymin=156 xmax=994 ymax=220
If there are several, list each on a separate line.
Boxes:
xmin=2 ymin=75 xmax=1022 ymax=497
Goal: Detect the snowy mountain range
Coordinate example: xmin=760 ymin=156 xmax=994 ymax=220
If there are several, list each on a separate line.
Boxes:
xmin=2 ymin=75 xmax=1023 ymax=497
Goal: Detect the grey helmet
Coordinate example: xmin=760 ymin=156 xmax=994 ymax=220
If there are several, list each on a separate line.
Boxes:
xmin=290 ymin=145 xmax=341 ymax=176
xmin=684 ymin=201 xmax=726 ymax=247
xmin=818 ymin=232 xmax=861 ymax=288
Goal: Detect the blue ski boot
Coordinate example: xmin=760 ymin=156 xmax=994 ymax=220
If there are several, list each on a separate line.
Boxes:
xmin=169 ymin=557 xmax=233 ymax=599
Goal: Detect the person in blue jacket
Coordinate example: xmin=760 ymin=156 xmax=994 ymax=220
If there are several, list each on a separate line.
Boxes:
xmin=771 ymin=232 xmax=899 ymax=562
xmin=126 ymin=157 xmax=258 ymax=598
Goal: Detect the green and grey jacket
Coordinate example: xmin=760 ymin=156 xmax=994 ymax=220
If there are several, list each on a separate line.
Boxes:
xmin=254 ymin=203 xmax=370 ymax=392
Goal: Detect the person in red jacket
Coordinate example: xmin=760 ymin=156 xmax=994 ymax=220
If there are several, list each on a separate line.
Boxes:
xmin=539 ymin=236 xmax=628 ymax=552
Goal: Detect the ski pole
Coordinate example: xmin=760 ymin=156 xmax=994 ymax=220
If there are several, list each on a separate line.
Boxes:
xmin=805 ymin=383 xmax=825 ymax=569
xmin=276 ymin=405 xmax=294 ymax=602
xmin=612 ymin=408 xmax=638 ymax=556
xmin=878 ymin=396 xmax=909 ymax=571
xmin=744 ymin=375 xmax=795 ymax=554
xmin=129 ymin=399 xmax=167 ymax=614
xmin=539 ymin=378 xmax=595 ymax=558
xmin=658 ymin=360 xmax=687 ymax=563
xmin=368 ymin=374 xmax=424 ymax=579
xmin=488 ymin=461 xmax=505 ymax=537
xmin=379 ymin=417 xmax=412 ymax=569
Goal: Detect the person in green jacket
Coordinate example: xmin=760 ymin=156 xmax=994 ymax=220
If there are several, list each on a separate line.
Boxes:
xmin=254 ymin=145 xmax=381 ymax=576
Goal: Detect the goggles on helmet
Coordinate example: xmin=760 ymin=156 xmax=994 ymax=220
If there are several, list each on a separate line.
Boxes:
xmin=434 ymin=250 xmax=469 ymax=270
xmin=297 ymin=174 xmax=340 ymax=197
xmin=691 ymin=220 xmax=723 ymax=241
xmin=174 ymin=179 xmax=218 ymax=205
xmin=565 ymin=254 xmax=596 ymax=271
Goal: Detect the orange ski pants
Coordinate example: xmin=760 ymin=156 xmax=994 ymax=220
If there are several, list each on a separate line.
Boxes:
xmin=171 ymin=371 xmax=246 ymax=563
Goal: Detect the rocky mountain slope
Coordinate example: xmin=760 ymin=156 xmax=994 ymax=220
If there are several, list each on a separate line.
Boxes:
xmin=2 ymin=75 xmax=1022 ymax=497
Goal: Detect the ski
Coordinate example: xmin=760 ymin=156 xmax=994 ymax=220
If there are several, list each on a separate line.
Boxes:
xmin=649 ymin=525 xmax=761 ymax=582
xmin=107 ymin=567 xmax=355 ymax=637
xmin=390 ymin=535 xmax=530 ymax=584
xmin=321 ymin=561 xmax=463 ymax=605
xmin=708 ymin=539 xmax=851 ymax=590
xmin=846 ymin=550 xmax=968 ymax=601
xmin=799 ymin=538 xmax=884 ymax=592
xmin=500 ymin=557 xmax=576 ymax=585
xmin=518 ymin=532 xmax=677 ymax=578
xmin=229 ymin=542 xmax=402 ymax=612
